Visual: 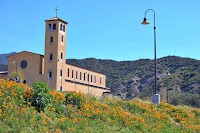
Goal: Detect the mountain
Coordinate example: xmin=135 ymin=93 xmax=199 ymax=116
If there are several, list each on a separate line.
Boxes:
xmin=0 ymin=52 xmax=16 ymax=65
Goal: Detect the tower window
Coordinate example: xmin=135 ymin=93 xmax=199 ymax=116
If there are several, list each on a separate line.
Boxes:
xmin=60 ymin=69 xmax=62 ymax=76
xmin=48 ymin=24 xmax=52 ymax=30
xmin=61 ymin=35 xmax=63 ymax=42
xmin=63 ymin=25 xmax=65 ymax=32
xmin=53 ymin=23 xmax=56 ymax=30
xmin=49 ymin=71 xmax=52 ymax=78
xmin=67 ymin=68 xmax=70 ymax=77
xmin=60 ymin=52 xmax=63 ymax=61
xmin=72 ymin=70 xmax=74 ymax=78
xmin=80 ymin=72 xmax=82 ymax=80
xmin=49 ymin=54 xmax=53 ymax=61
xmin=91 ymin=75 xmax=93 ymax=82
xmin=60 ymin=23 xmax=62 ymax=31
xmin=50 ymin=37 xmax=53 ymax=43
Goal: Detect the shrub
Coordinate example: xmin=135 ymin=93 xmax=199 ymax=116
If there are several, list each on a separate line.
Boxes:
xmin=30 ymin=82 xmax=51 ymax=112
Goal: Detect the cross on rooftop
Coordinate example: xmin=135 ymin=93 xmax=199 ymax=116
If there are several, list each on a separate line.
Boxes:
xmin=54 ymin=7 xmax=59 ymax=17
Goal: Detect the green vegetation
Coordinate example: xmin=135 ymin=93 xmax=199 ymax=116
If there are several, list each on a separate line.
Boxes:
xmin=67 ymin=56 xmax=200 ymax=108
xmin=10 ymin=70 xmax=25 ymax=83
xmin=0 ymin=80 xmax=200 ymax=132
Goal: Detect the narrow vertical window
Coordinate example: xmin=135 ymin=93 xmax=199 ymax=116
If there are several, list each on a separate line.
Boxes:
xmin=72 ymin=70 xmax=74 ymax=78
xmin=60 ymin=86 xmax=62 ymax=91
xmin=76 ymin=71 xmax=78 ymax=79
xmin=63 ymin=25 xmax=65 ymax=32
xmin=80 ymin=72 xmax=82 ymax=80
xmin=49 ymin=71 xmax=52 ymax=78
xmin=50 ymin=37 xmax=53 ymax=43
xmin=87 ymin=74 xmax=89 ymax=82
xmin=49 ymin=54 xmax=53 ymax=61
xmin=60 ymin=52 xmax=63 ymax=60
xmin=60 ymin=69 xmax=62 ymax=76
xmin=100 ymin=77 xmax=102 ymax=85
xmin=53 ymin=23 xmax=56 ymax=30
xmin=94 ymin=76 xmax=96 ymax=83
xmin=91 ymin=75 xmax=92 ymax=82
xmin=48 ymin=24 xmax=52 ymax=30
xmin=84 ymin=73 xmax=86 ymax=81
xmin=67 ymin=68 xmax=70 ymax=77
xmin=61 ymin=35 xmax=63 ymax=42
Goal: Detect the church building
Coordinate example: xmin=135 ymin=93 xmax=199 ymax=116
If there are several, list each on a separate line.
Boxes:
xmin=7 ymin=16 xmax=110 ymax=96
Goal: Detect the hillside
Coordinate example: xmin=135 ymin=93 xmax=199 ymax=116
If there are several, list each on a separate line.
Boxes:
xmin=0 ymin=80 xmax=200 ymax=132
xmin=67 ymin=56 xmax=200 ymax=107
xmin=0 ymin=64 xmax=7 ymax=71
xmin=0 ymin=52 xmax=16 ymax=65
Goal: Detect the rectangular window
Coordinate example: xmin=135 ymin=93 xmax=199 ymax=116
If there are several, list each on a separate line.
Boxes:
xmin=60 ymin=69 xmax=62 ymax=76
xmin=67 ymin=68 xmax=70 ymax=77
xmin=49 ymin=54 xmax=53 ymax=61
xmin=49 ymin=71 xmax=52 ymax=78
xmin=72 ymin=70 xmax=74 ymax=78
xmin=60 ymin=86 xmax=62 ymax=91
xmin=50 ymin=37 xmax=53 ymax=43
xmin=76 ymin=71 xmax=78 ymax=79
xmin=84 ymin=73 xmax=86 ymax=81
xmin=80 ymin=72 xmax=82 ymax=80
xmin=94 ymin=76 xmax=96 ymax=83
xmin=91 ymin=75 xmax=92 ymax=82
xmin=100 ymin=77 xmax=102 ymax=85
xmin=61 ymin=35 xmax=63 ymax=42
xmin=87 ymin=74 xmax=89 ymax=82
xmin=60 ymin=52 xmax=63 ymax=61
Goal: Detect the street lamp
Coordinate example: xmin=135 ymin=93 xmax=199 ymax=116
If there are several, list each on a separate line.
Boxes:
xmin=141 ymin=9 xmax=160 ymax=104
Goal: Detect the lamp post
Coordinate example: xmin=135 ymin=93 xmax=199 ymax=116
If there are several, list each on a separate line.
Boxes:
xmin=141 ymin=9 xmax=160 ymax=104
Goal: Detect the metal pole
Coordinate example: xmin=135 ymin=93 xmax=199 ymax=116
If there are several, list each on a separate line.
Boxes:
xmin=144 ymin=9 xmax=157 ymax=94
xmin=154 ymin=14 xmax=157 ymax=94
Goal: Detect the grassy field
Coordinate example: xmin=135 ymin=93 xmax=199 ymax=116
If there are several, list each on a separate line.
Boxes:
xmin=0 ymin=79 xmax=200 ymax=132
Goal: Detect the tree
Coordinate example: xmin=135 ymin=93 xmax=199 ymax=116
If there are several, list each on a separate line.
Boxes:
xmin=10 ymin=70 xmax=25 ymax=83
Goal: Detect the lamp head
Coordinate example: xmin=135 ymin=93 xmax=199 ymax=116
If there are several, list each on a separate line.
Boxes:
xmin=141 ymin=18 xmax=150 ymax=25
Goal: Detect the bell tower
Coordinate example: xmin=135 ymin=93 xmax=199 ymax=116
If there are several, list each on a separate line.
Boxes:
xmin=44 ymin=17 xmax=68 ymax=90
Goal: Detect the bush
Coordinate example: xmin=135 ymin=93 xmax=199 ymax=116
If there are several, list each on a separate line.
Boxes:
xmin=30 ymin=82 xmax=51 ymax=112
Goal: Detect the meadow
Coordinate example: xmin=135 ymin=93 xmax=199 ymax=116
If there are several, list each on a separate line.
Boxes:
xmin=0 ymin=79 xmax=199 ymax=132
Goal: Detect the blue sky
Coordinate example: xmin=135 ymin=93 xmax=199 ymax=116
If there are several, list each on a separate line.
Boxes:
xmin=0 ymin=0 xmax=200 ymax=61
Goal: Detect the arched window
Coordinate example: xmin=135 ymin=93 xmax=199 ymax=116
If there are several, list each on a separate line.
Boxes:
xmin=60 ymin=23 xmax=62 ymax=31
xmin=48 ymin=24 xmax=52 ymax=30
xmin=63 ymin=25 xmax=65 ymax=32
xmin=53 ymin=23 xmax=56 ymax=30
